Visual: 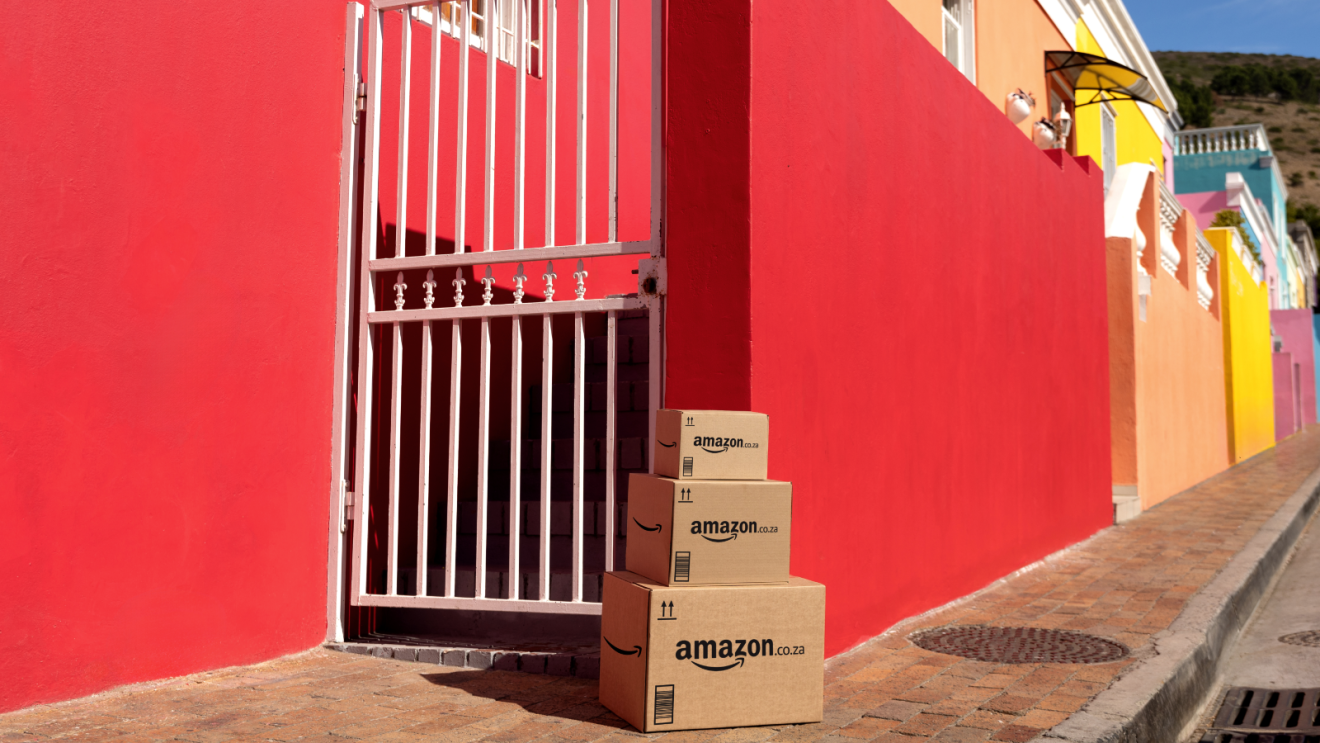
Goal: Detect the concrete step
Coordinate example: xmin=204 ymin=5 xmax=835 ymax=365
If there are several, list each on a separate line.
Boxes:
xmin=327 ymin=639 xmax=599 ymax=678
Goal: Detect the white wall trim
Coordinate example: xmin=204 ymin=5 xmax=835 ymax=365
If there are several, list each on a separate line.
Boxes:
xmin=1105 ymin=162 xmax=1156 ymax=239
xmin=1036 ymin=0 xmax=1081 ymax=49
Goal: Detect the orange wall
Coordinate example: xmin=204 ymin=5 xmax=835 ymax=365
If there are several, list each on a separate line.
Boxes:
xmin=886 ymin=0 xmax=1070 ymax=140
xmin=887 ymin=0 xmax=942 ymax=54
xmin=1108 ymin=173 xmax=1229 ymax=508
xmin=976 ymin=0 xmax=1070 ymax=139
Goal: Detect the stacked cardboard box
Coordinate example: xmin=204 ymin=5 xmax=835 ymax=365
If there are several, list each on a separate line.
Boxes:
xmin=600 ymin=410 xmax=825 ymax=732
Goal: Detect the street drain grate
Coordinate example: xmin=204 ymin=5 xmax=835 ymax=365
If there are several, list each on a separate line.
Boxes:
xmin=907 ymin=626 xmax=1129 ymax=664
xmin=1199 ymin=687 xmax=1320 ymax=742
xmin=1280 ymin=631 xmax=1320 ymax=648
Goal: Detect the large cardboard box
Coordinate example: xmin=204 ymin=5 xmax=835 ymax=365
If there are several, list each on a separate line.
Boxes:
xmin=627 ymin=474 xmax=792 ymax=586
xmin=600 ymin=572 xmax=824 ymax=732
xmin=655 ymin=410 xmax=769 ymax=481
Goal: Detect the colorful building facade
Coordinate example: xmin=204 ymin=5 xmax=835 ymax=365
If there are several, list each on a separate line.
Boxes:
xmin=1208 ymin=227 xmax=1278 ymax=461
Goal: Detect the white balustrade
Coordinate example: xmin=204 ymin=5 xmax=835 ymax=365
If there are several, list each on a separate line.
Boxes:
xmin=1196 ymin=232 xmax=1214 ymax=310
xmin=1158 ymin=177 xmax=1182 ymax=277
xmin=1176 ymin=124 xmax=1269 ymax=156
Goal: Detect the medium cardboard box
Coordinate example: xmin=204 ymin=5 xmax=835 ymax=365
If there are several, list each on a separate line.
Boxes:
xmin=654 ymin=409 xmax=769 ymax=481
xmin=600 ymin=572 xmax=824 ymax=732
xmin=627 ymin=474 xmax=792 ymax=586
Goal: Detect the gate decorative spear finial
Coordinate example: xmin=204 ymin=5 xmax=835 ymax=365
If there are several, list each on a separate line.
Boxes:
xmin=481 ymin=265 xmax=494 ymax=306
xmin=394 ymin=272 xmax=407 ymax=310
xmin=543 ymin=261 xmax=557 ymax=302
xmin=423 ymin=270 xmax=436 ymax=309
xmin=573 ymin=259 xmax=588 ymax=300
xmin=452 ymin=267 xmax=466 ymax=307
xmin=513 ymin=263 xmax=527 ymax=304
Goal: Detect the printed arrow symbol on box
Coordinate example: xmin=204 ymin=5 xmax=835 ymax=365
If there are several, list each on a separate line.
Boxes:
xmin=692 ymin=657 xmax=744 ymax=672
xmin=633 ymin=517 xmax=662 ymax=533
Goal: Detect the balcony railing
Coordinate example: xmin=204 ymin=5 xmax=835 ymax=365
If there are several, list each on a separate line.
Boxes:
xmin=1175 ymin=124 xmax=1271 ymax=156
xmin=1196 ymin=232 xmax=1214 ymax=310
xmin=1158 ymin=176 xmax=1183 ymax=277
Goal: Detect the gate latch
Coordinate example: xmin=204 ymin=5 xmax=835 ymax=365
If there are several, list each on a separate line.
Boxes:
xmin=636 ymin=258 xmax=666 ymax=305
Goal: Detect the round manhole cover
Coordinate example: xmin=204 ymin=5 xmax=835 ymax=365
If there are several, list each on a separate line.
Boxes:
xmin=1279 ymin=631 xmax=1320 ymax=648
xmin=909 ymin=626 xmax=1130 ymax=664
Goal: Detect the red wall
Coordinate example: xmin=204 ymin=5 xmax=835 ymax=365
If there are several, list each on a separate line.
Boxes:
xmin=664 ymin=0 xmax=1112 ymax=657
xmin=0 ymin=2 xmax=347 ymax=712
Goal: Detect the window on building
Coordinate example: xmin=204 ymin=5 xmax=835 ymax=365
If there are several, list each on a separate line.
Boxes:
xmin=941 ymin=0 xmax=975 ymax=82
xmin=1101 ymin=105 xmax=1117 ymax=194
xmin=413 ymin=0 xmax=542 ymax=76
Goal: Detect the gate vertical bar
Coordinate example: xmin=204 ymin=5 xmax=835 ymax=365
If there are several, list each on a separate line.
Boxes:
xmin=508 ymin=312 xmax=523 ymax=599
xmin=445 ymin=0 xmax=472 ymax=599
xmin=472 ymin=0 xmax=499 ymax=602
xmin=539 ymin=277 xmax=555 ymax=600
xmin=328 ymin=1 xmax=364 ymax=642
xmin=604 ymin=310 xmax=616 ymax=571
xmin=388 ymin=284 xmax=405 ymax=596
xmin=351 ymin=6 xmax=384 ymax=601
xmin=455 ymin=0 xmax=471 ymax=256
xmin=385 ymin=11 xmax=413 ymax=598
xmin=508 ymin=0 xmax=528 ymax=601
xmin=416 ymin=0 xmax=444 ymax=600
xmin=416 ymin=276 xmax=435 ymax=596
xmin=444 ymin=310 xmax=463 ymax=597
xmin=545 ymin=0 xmax=557 ymax=247
xmin=607 ymin=0 xmax=617 ymax=242
xmin=395 ymin=12 xmax=412 ymax=258
xmin=575 ymin=0 xmax=587 ymax=246
xmin=475 ymin=312 xmax=492 ymax=597
xmin=571 ymin=305 xmax=585 ymax=601
xmin=646 ymin=0 xmax=663 ymax=470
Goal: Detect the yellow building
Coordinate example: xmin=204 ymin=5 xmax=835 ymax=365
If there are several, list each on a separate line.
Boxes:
xmin=1208 ymin=228 xmax=1276 ymax=462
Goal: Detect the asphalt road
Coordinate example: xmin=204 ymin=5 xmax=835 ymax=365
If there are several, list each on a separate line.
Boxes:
xmin=1218 ymin=512 xmax=1320 ymax=690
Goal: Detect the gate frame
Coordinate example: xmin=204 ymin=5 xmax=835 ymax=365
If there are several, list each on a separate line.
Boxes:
xmin=325 ymin=0 xmax=664 ymax=643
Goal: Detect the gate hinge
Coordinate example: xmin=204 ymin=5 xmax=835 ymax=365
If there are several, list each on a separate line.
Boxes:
xmin=341 ymin=480 xmax=355 ymax=533
xmin=637 ymin=258 xmax=667 ymax=304
xmin=353 ymin=79 xmax=367 ymax=123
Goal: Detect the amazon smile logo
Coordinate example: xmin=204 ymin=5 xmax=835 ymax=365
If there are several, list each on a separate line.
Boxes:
xmin=690 ymin=520 xmax=778 ymax=541
xmin=675 ymin=638 xmax=806 ymax=670
xmin=691 ymin=436 xmax=760 ymax=454
xmin=605 ymin=637 xmax=643 ymax=656
xmin=633 ymin=517 xmax=662 ymax=533
xmin=658 ymin=440 xmax=676 ymax=448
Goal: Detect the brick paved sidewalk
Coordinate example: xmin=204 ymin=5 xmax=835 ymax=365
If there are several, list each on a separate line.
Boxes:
xmin=6 ymin=429 xmax=1320 ymax=743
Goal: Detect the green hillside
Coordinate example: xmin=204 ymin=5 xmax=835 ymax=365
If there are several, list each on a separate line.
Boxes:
xmin=1153 ymin=51 xmax=1320 ymax=235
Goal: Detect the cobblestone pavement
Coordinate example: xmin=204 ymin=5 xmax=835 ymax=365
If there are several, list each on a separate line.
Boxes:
xmin=6 ymin=429 xmax=1320 ymax=743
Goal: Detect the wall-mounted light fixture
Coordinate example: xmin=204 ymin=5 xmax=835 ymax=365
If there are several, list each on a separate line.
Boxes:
xmin=1052 ymin=107 xmax=1072 ymax=150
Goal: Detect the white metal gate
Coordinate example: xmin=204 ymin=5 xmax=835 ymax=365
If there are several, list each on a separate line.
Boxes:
xmin=328 ymin=0 xmax=662 ymax=629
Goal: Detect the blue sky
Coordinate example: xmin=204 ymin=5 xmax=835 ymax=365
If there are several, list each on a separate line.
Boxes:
xmin=1124 ymin=0 xmax=1320 ymax=58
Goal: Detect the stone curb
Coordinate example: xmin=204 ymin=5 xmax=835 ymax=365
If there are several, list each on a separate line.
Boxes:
xmin=323 ymin=642 xmax=601 ymax=679
xmin=1043 ymin=458 xmax=1320 ymax=743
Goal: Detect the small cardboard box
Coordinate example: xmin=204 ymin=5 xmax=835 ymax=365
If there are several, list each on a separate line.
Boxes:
xmin=654 ymin=409 xmax=769 ymax=481
xmin=627 ymin=474 xmax=792 ymax=586
xmin=600 ymin=572 xmax=824 ymax=732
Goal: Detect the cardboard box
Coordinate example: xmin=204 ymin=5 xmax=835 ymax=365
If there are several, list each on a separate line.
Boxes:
xmin=627 ymin=474 xmax=792 ymax=586
xmin=600 ymin=572 xmax=824 ymax=732
xmin=654 ymin=409 xmax=770 ymax=481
